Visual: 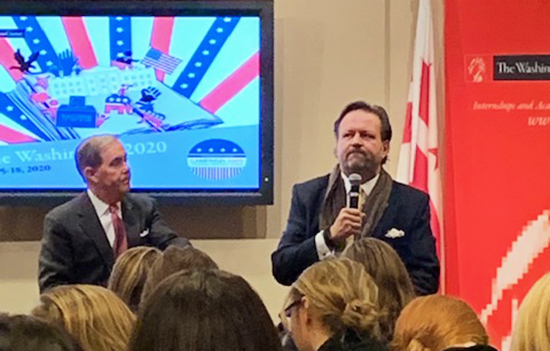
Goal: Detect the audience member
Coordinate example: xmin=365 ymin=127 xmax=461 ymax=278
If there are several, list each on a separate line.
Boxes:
xmin=393 ymin=295 xmax=493 ymax=351
xmin=129 ymin=269 xmax=281 ymax=351
xmin=140 ymin=246 xmax=218 ymax=306
xmin=510 ymin=272 xmax=550 ymax=351
xmin=343 ymin=238 xmax=415 ymax=342
xmin=108 ymin=246 xmax=161 ymax=311
xmin=31 ymin=285 xmax=135 ymax=351
xmin=0 ymin=314 xmax=83 ymax=351
xmin=283 ymin=258 xmax=387 ymax=351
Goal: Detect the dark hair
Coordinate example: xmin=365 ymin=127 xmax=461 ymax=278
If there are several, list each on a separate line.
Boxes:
xmin=342 ymin=238 xmax=415 ymax=342
xmin=0 ymin=314 xmax=83 ymax=351
xmin=129 ymin=269 xmax=282 ymax=351
xmin=333 ymin=101 xmax=392 ymax=164
xmin=140 ymin=246 xmax=219 ymax=306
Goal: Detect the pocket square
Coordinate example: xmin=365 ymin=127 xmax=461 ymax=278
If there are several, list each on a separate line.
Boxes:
xmin=385 ymin=228 xmax=405 ymax=239
xmin=139 ymin=229 xmax=150 ymax=237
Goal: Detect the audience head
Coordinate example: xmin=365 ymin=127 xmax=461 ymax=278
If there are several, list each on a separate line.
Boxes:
xmin=510 ymin=273 xmax=550 ymax=351
xmin=0 ymin=314 xmax=83 ymax=351
xmin=343 ymin=237 xmax=415 ymax=341
xmin=108 ymin=246 xmax=161 ymax=311
xmin=31 ymin=285 xmax=135 ymax=351
xmin=129 ymin=269 xmax=281 ymax=351
xmin=393 ymin=295 xmax=489 ymax=351
xmin=76 ymin=135 xmax=130 ymax=204
xmin=284 ymin=258 xmax=382 ymax=351
xmin=140 ymin=246 xmax=218 ymax=305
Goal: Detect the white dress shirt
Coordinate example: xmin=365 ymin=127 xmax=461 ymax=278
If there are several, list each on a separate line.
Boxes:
xmin=315 ymin=172 xmax=380 ymax=259
xmin=87 ymin=189 xmax=122 ymax=248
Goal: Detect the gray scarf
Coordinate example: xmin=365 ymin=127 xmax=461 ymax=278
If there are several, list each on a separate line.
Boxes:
xmin=319 ymin=165 xmax=393 ymax=247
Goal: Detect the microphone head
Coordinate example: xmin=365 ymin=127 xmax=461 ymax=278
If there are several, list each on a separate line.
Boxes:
xmin=349 ymin=173 xmax=362 ymax=187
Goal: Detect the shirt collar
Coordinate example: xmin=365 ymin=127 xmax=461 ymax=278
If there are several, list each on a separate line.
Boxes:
xmin=341 ymin=172 xmax=380 ymax=196
xmin=87 ymin=189 xmax=121 ymax=217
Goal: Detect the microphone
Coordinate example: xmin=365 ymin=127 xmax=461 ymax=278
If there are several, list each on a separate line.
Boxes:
xmin=348 ymin=173 xmax=362 ymax=209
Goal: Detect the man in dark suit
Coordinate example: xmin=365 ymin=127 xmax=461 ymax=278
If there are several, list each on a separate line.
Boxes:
xmin=271 ymin=101 xmax=439 ymax=295
xmin=38 ymin=135 xmax=190 ymax=292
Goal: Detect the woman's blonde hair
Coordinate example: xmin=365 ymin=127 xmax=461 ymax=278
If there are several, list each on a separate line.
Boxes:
xmin=510 ymin=273 xmax=550 ymax=351
xmin=393 ymin=295 xmax=488 ymax=351
xmin=343 ymin=238 xmax=415 ymax=341
xmin=31 ymin=285 xmax=135 ymax=351
xmin=288 ymin=258 xmax=382 ymax=340
xmin=108 ymin=246 xmax=161 ymax=311
xmin=140 ymin=246 xmax=218 ymax=306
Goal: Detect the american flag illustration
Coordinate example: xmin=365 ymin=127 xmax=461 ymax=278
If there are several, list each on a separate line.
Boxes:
xmin=141 ymin=48 xmax=182 ymax=74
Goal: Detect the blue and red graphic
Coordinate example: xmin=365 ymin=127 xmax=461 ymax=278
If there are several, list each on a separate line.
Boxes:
xmin=0 ymin=15 xmax=262 ymax=190
xmin=187 ymin=139 xmax=247 ymax=180
xmin=0 ymin=15 xmax=260 ymax=144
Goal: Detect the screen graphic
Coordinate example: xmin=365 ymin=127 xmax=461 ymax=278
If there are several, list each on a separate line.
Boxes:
xmin=0 ymin=15 xmax=261 ymax=190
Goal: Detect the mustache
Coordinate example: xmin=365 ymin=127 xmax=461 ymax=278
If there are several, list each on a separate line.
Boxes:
xmin=346 ymin=149 xmax=370 ymax=157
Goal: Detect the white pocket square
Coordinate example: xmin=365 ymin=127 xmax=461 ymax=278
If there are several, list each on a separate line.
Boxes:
xmin=139 ymin=229 xmax=150 ymax=237
xmin=385 ymin=228 xmax=405 ymax=239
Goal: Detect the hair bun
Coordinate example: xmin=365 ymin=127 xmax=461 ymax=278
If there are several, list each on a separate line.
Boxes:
xmin=341 ymin=298 xmax=380 ymax=333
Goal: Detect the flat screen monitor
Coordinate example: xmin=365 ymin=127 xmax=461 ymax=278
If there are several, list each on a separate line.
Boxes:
xmin=0 ymin=0 xmax=274 ymax=206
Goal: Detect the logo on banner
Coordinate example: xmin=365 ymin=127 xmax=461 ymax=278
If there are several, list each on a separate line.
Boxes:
xmin=494 ymin=55 xmax=550 ymax=80
xmin=465 ymin=56 xmax=490 ymax=83
xmin=187 ymin=139 xmax=247 ymax=180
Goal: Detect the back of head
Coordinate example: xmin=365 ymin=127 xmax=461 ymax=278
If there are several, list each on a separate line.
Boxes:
xmin=510 ymin=273 xmax=550 ymax=351
xmin=129 ymin=269 xmax=281 ymax=351
xmin=393 ymin=295 xmax=488 ymax=351
xmin=343 ymin=238 xmax=415 ymax=341
xmin=0 ymin=314 xmax=83 ymax=351
xmin=108 ymin=246 xmax=161 ymax=311
xmin=290 ymin=258 xmax=382 ymax=340
xmin=140 ymin=246 xmax=218 ymax=306
xmin=31 ymin=285 xmax=135 ymax=351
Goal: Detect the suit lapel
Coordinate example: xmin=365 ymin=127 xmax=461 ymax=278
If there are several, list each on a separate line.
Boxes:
xmin=122 ymin=195 xmax=142 ymax=248
xmin=77 ymin=193 xmax=115 ymax=268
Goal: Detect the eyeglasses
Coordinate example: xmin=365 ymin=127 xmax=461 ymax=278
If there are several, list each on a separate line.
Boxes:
xmin=284 ymin=298 xmax=302 ymax=318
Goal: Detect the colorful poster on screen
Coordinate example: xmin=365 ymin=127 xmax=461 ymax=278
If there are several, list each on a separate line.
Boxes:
xmin=0 ymin=15 xmax=261 ymax=190
xmin=445 ymin=1 xmax=550 ymax=349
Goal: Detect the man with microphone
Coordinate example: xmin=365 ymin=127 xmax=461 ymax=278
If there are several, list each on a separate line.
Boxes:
xmin=271 ymin=101 xmax=440 ymax=295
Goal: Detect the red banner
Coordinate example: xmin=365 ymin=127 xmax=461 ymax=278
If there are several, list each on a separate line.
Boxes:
xmin=445 ymin=1 xmax=550 ymax=349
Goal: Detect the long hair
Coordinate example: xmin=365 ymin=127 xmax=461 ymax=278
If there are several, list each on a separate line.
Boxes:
xmin=108 ymin=246 xmax=161 ymax=311
xmin=140 ymin=246 xmax=218 ymax=307
xmin=31 ymin=285 xmax=135 ymax=351
xmin=393 ymin=295 xmax=488 ymax=351
xmin=129 ymin=269 xmax=281 ymax=351
xmin=288 ymin=258 xmax=382 ymax=341
xmin=343 ymin=238 xmax=415 ymax=341
xmin=510 ymin=273 xmax=550 ymax=351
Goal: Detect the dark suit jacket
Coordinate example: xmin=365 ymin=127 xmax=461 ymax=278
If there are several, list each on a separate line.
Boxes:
xmin=271 ymin=175 xmax=440 ymax=295
xmin=38 ymin=192 xmax=190 ymax=292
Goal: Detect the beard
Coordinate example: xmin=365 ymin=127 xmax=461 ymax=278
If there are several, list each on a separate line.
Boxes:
xmin=343 ymin=150 xmax=379 ymax=177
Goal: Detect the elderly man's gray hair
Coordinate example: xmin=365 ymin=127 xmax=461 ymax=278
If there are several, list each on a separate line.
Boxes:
xmin=75 ymin=135 xmax=119 ymax=178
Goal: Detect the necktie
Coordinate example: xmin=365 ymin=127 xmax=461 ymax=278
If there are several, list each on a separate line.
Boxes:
xmin=109 ymin=204 xmax=128 ymax=258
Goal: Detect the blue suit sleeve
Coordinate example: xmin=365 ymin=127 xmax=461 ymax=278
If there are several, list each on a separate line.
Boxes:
xmin=407 ymin=195 xmax=440 ymax=295
xmin=271 ymin=185 xmax=321 ymax=286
